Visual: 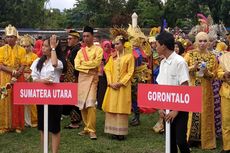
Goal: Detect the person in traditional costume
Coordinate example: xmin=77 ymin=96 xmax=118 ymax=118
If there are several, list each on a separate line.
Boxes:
xmin=175 ymin=41 xmax=185 ymax=56
xmin=184 ymin=32 xmax=218 ymax=149
xmin=102 ymin=27 xmax=134 ymax=140
xmin=149 ymin=30 xmax=165 ymax=133
xmin=0 ymin=25 xmax=26 ymax=133
xmin=96 ymin=40 xmax=112 ymax=110
xmin=0 ymin=36 xmax=5 ymax=47
xmin=63 ymin=30 xmax=82 ymax=129
xmin=20 ymin=34 xmax=38 ymax=128
xmin=156 ymin=31 xmax=190 ymax=153
xmin=31 ymin=35 xmax=66 ymax=153
xmin=217 ymin=51 xmax=230 ymax=153
xmin=210 ymin=40 xmax=226 ymax=138
xmin=74 ymin=26 xmax=103 ymax=140
xmin=34 ymin=36 xmax=43 ymax=57
xmin=127 ymin=25 xmax=152 ymax=126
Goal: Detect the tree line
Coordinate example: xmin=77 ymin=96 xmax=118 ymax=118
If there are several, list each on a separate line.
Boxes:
xmin=0 ymin=0 xmax=229 ymax=29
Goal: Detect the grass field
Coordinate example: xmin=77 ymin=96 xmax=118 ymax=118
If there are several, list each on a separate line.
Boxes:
xmin=0 ymin=110 xmax=222 ymax=153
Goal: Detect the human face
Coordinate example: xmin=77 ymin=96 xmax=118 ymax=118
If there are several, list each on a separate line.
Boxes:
xmin=114 ymin=41 xmax=124 ymax=53
xmin=103 ymin=43 xmax=111 ymax=53
xmin=83 ymin=32 xmax=93 ymax=46
xmin=67 ymin=35 xmax=78 ymax=47
xmin=22 ymin=44 xmax=32 ymax=53
xmin=174 ymin=44 xmax=179 ymax=54
xmin=42 ymin=40 xmax=51 ymax=56
xmin=6 ymin=35 xmax=17 ymax=46
xmin=156 ymin=41 xmax=165 ymax=56
xmin=150 ymin=42 xmax=156 ymax=50
xmin=197 ymin=39 xmax=208 ymax=51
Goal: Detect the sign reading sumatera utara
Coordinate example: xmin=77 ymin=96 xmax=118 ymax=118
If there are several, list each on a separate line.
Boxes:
xmin=138 ymin=84 xmax=202 ymax=112
xmin=13 ymin=82 xmax=77 ymax=105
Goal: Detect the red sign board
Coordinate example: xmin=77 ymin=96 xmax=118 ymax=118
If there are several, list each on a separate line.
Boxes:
xmin=138 ymin=84 xmax=202 ymax=112
xmin=13 ymin=82 xmax=77 ymax=105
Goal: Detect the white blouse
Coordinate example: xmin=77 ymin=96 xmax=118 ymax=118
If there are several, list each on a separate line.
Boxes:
xmin=30 ymin=58 xmax=63 ymax=83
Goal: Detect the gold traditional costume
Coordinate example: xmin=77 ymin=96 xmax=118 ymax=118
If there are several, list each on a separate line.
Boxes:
xmin=102 ymin=28 xmax=135 ymax=136
xmin=184 ymin=50 xmax=218 ymax=149
xmin=217 ymin=52 xmax=230 ymax=151
xmin=75 ymin=44 xmax=103 ymax=133
xmin=0 ymin=25 xmax=26 ymax=133
xmin=20 ymin=34 xmax=38 ymax=127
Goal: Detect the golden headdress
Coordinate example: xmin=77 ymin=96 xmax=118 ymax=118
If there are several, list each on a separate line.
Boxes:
xmin=149 ymin=27 xmax=161 ymax=37
xmin=127 ymin=24 xmax=146 ymax=40
xmin=110 ymin=27 xmax=129 ymax=43
xmin=127 ymin=24 xmax=151 ymax=56
xmin=216 ymin=42 xmax=228 ymax=52
xmin=175 ymin=37 xmax=189 ymax=49
xmin=5 ymin=24 xmax=18 ymax=37
xmin=20 ymin=34 xmax=35 ymax=46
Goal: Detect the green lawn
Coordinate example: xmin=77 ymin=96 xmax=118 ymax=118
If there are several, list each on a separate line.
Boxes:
xmin=0 ymin=110 xmax=222 ymax=153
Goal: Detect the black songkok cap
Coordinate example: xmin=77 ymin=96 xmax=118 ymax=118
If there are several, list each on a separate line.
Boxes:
xmin=83 ymin=26 xmax=94 ymax=35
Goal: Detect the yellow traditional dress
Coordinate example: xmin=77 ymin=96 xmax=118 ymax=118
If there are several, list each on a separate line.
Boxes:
xmin=184 ymin=50 xmax=218 ymax=149
xmin=74 ymin=44 xmax=103 ymax=133
xmin=217 ymin=52 xmax=230 ymax=151
xmin=102 ymin=53 xmax=135 ymax=135
xmin=23 ymin=52 xmax=38 ymax=127
xmin=0 ymin=44 xmax=26 ymax=133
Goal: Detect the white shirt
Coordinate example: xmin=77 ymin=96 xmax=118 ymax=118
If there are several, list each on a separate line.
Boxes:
xmin=30 ymin=58 xmax=63 ymax=83
xmin=156 ymin=52 xmax=189 ymax=85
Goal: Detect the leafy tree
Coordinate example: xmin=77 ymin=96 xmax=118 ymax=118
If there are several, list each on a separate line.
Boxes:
xmin=135 ymin=0 xmax=163 ymax=27
xmin=0 ymin=0 xmax=47 ymax=28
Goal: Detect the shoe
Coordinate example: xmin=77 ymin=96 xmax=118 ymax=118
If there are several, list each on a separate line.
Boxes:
xmin=31 ymin=124 xmax=38 ymax=128
xmin=153 ymin=119 xmax=164 ymax=133
xmin=220 ymin=150 xmax=230 ymax=153
xmin=0 ymin=129 xmax=8 ymax=134
xmin=64 ymin=124 xmax=80 ymax=129
xmin=117 ymin=135 xmax=125 ymax=141
xmin=130 ymin=118 xmax=140 ymax=126
xmin=15 ymin=129 xmax=22 ymax=133
xmin=78 ymin=130 xmax=88 ymax=136
xmin=89 ymin=132 xmax=97 ymax=140
xmin=111 ymin=134 xmax=118 ymax=140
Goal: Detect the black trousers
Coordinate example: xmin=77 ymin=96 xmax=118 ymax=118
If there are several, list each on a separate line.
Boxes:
xmin=170 ymin=111 xmax=190 ymax=153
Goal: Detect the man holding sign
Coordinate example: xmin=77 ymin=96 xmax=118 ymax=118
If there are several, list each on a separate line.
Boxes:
xmin=155 ymin=31 xmax=190 ymax=153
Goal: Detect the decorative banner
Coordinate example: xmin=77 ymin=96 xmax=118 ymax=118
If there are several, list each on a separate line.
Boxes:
xmin=138 ymin=84 xmax=202 ymax=112
xmin=13 ymin=82 xmax=77 ymax=105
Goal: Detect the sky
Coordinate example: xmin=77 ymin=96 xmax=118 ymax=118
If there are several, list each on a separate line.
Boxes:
xmin=48 ymin=0 xmax=76 ymax=11
xmin=47 ymin=0 xmax=166 ymax=11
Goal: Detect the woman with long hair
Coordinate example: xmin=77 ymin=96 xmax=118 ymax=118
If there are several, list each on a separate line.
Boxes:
xmin=30 ymin=35 xmax=66 ymax=153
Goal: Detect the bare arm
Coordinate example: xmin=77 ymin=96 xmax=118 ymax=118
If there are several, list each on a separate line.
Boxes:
xmin=50 ymin=35 xmax=58 ymax=68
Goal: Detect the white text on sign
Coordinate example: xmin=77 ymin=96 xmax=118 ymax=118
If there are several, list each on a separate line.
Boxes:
xmin=147 ymin=91 xmax=190 ymax=104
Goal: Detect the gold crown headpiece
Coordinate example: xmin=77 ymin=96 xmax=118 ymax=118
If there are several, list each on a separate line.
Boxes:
xmin=110 ymin=27 xmax=129 ymax=43
xmin=20 ymin=34 xmax=35 ymax=46
xmin=149 ymin=27 xmax=161 ymax=37
xmin=176 ymin=37 xmax=189 ymax=49
xmin=127 ymin=24 xmax=147 ymax=40
xmin=5 ymin=24 xmax=18 ymax=37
